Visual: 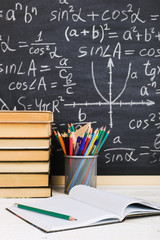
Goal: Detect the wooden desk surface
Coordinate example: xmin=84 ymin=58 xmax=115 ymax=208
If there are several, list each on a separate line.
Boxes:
xmin=1 ymin=185 xmax=160 ymax=240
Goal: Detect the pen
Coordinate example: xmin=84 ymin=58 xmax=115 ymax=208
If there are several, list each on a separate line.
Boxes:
xmin=14 ymin=203 xmax=77 ymax=221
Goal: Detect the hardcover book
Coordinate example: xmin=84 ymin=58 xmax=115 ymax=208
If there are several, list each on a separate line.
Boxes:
xmin=0 ymin=173 xmax=49 ymax=187
xmin=0 ymin=150 xmax=51 ymax=161
xmin=0 ymin=111 xmax=53 ymax=122
xmin=0 ymin=187 xmax=52 ymax=198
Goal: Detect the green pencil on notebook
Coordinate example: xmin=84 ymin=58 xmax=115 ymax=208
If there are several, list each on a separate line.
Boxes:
xmin=14 ymin=203 xmax=77 ymax=221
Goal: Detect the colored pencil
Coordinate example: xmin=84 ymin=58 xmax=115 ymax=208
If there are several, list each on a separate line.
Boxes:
xmin=91 ymin=139 xmax=99 ymax=155
xmin=15 ymin=203 xmax=76 ymax=221
xmin=64 ymin=136 xmax=69 ymax=155
xmin=74 ymin=136 xmax=81 ymax=155
xmin=57 ymin=131 xmax=67 ymax=155
xmin=70 ymin=123 xmax=75 ymax=132
xmin=54 ymin=124 xmax=111 ymax=193
xmin=77 ymin=136 xmax=86 ymax=156
xmin=97 ymin=130 xmax=110 ymax=154
xmin=66 ymin=130 xmax=98 ymax=192
xmin=84 ymin=128 xmax=98 ymax=156
xmin=82 ymin=134 xmax=91 ymax=155
xmin=54 ymin=130 xmax=60 ymax=144
xmin=69 ymin=132 xmax=73 ymax=156
xmin=93 ymin=127 xmax=106 ymax=155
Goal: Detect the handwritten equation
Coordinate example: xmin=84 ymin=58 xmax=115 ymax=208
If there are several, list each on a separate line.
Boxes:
xmin=0 ymin=0 xmax=160 ymax=173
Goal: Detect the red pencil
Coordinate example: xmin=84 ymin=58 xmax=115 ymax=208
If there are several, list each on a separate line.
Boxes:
xmin=69 ymin=132 xmax=73 ymax=156
xmin=69 ymin=132 xmax=73 ymax=167
xmin=82 ymin=134 xmax=91 ymax=155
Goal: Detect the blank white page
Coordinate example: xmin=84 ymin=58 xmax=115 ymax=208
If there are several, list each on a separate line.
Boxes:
xmin=69 ymin=185 xmax=139 ymax=218
xmin=7 ymin=195 xmax=118 ymax=232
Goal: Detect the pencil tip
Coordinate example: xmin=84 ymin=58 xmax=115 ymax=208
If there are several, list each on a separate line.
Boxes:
xmin=69 ymin=216 xmax=77 ymax=221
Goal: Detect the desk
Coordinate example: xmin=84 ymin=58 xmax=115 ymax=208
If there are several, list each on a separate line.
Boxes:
xmin=1 ymin=186 xmax=160 ymax=240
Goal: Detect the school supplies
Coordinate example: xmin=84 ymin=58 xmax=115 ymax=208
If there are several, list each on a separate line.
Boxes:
xmin=54 ymin=123 xmax=109 ymax=158
xmin=7 ymin=185 xmax=160 ymax=233
xmin=73 ymin=136 xmax=81 ymax=155
xmin=14 ymin=203 xmax=76 ymax=221
xmin=54 ymin=123 xmax=110 ymax=192
xmin=65 ymin=155 xmax=97 ymax=193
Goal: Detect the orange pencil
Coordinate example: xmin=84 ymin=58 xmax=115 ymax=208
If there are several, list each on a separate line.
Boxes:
xmin=57 ymin=131 xmax=67 ymax=155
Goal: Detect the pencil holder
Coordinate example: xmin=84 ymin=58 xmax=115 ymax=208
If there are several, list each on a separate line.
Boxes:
xmin=64 ymin=155 xmax=98 ymax=194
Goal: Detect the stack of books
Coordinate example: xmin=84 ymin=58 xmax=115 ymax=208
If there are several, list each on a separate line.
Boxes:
xmin=0 ymin=111 xmax=53 ymax=198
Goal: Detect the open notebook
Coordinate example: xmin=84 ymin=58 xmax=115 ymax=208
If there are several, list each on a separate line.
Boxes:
xmin=7 ymin=185 xmax=160 ymax=233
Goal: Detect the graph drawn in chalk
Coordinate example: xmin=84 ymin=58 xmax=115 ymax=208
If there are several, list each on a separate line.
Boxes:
xmin=64 ymin=58 xmax=155 ymax=128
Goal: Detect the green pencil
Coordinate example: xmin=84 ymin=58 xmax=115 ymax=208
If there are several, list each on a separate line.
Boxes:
xmin=15 ymin=203 xmax=77 ymax=221
xmin=92 ymin=127 xmax=106 ymax=155
xmin=97 ymin=130 xmax=110 ymax=154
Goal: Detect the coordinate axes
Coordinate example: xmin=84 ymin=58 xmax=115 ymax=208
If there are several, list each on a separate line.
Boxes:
xmin=64 ymin=58 xmax=155 ymax=128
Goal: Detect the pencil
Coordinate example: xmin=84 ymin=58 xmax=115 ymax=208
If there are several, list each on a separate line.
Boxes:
xmin=14 ymin=203 xmax=76 ymax=221
xmin=93 ymin=127 xmax=106 ymax=155
xmin=91 ymin=139 xmax=99 ymax=155
xmin=84 ymin=128 xmax=98 ymax=156
xmin=70 ymin=123 xmax=75 ymax=132
xmin=74 ymin=136 xmax=81 ymax=155
xmin=64 ymin=136 xmax=69 ymax=155
xmin=57 ymin=131 xmax=67 ymax=155
xmin=97 ymin=130 xmax=110 ymax=154
xmin=54 ymin=130 xmax=60 ymax=144
xmin=82 ymin=134 xmax=91 ymax=155
xmin=77 ymin=136 xmax=86 ymax=156
xmin=69 ymin=132 xmax=73 ymax=156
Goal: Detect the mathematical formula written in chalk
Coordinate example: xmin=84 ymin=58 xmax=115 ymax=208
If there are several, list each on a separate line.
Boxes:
xmin=0 ymin=0 xmax=160 ymax=175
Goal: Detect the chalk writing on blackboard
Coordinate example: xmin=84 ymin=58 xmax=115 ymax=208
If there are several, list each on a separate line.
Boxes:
xmin=0 ymin=0 xmax=160 ymax=175
xmin=64 ymin=60 xmax=155 ymax=128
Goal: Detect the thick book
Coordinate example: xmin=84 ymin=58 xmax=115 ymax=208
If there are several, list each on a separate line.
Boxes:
xmin=0 ymin=187 xmax=52 ymax=198
xmin=0 ymin=123 xmax=52 ymax=138
xmin=0 ymin=150 xmax=51 ymax=161
xmin=7 ymin=185 xmax=160 ymax=233
xmin=0 ymin=161 xmax=50 ymax=173
xmin=0 ymin=139 xmax=51 ymax=149
xmin=0 ymin=111 xmax=53 ymax=122
xmin=0 ymin=173 xmax=49 ymax=187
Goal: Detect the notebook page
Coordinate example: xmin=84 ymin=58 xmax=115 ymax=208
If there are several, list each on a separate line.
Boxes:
xmin=7 ymin=195 xmax=118 ymax=232
xmin=69 ymin=185 xmax=139 ymax=218
xmin=124 ymin=204 xmax=160 ymax=217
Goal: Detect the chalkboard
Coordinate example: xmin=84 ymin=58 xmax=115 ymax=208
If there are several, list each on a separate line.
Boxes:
xmin=0 ymin=0 xmax=160 ymax=175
